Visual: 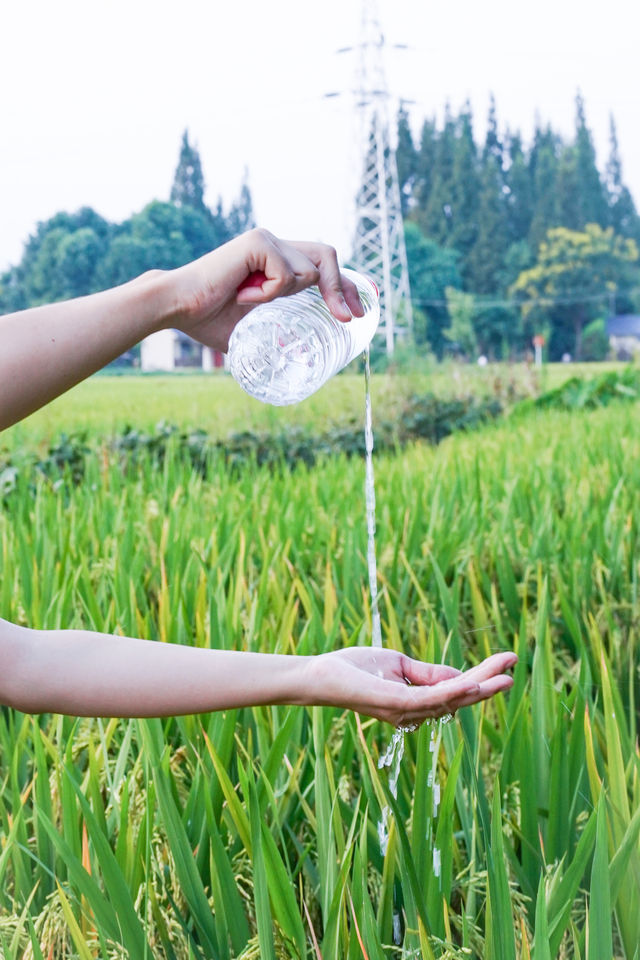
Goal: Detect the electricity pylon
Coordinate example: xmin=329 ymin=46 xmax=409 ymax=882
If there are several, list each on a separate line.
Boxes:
xmin=349 ymin=1 xmax=413 ymax=353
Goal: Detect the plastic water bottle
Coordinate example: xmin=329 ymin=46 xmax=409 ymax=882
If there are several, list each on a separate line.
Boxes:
xmin=227 ymin=269 xmax=380 ymax=405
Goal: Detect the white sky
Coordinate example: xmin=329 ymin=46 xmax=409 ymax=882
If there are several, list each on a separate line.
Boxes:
xmin=1 ymin=0 xmax=639 ymax=272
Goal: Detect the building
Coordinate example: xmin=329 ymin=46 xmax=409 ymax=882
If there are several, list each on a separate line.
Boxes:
xmin=140 ymin=330 xmax=225 ymax=371
xmin=607 ymin=315 xmax=640 ymax=361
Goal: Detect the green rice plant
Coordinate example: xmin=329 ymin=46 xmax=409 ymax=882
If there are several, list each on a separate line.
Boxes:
xmin=1 ymin=391 xmax=640 ymax=956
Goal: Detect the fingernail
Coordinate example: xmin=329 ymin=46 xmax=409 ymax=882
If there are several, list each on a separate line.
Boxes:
xmin=338 ymin=296 xmax=352 ymax=322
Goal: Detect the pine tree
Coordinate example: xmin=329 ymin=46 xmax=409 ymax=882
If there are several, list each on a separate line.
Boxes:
xmin=448 ymin=104 xmax=480 ymax=275
xmin=412 ymin=117 xmax=438 ymax=215
xmin=483 ymin=93 xmax=503 ymax=168
xmin=528 ymin=128 xmax=561 ymax=253
xmin=606 ymin=115 xmax=640 ymax=242
xmin=170 ymin=130 xmax=207 ymax=212
xmin=467 ymin=156 xmax=509 ymax=294
xmin=227 ymin=172 xmax=255 ymax=237
xmin=417 ymin=106 xmax=456 ymax=245
xmin=395 ymin=105 xmax=418 ymax=216
xmin=467 ymin=153 xmax=511 ymax=355
xmin=556 ymin=144 xmax=582 ymax=230
xmin=573 ymin=93 xmax=608 ymax=227
xmin=505 ymin=132 xmax=534 ymax=244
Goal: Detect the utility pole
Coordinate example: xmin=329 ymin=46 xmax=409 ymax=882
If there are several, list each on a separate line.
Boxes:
xmin=349 ymin=0 xmax=413 ymax=353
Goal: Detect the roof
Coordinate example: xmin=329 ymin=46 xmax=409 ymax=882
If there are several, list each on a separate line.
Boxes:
xmin=607 ymin=315 xmax=640 ymax=337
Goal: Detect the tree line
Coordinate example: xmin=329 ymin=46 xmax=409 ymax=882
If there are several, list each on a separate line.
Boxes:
xmin=2 ymin=101 xmax=640 ymax=361
xmin=0 ymin=132 xmax=254 ymax=316
xmin=399 ymin=94 xmax=640 ymax=359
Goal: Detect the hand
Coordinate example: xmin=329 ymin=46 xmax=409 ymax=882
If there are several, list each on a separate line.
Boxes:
xmin=304 ymin=648 xmax=517 ymax=727
xmin=168 ymin=228 xmax=365 ymax=353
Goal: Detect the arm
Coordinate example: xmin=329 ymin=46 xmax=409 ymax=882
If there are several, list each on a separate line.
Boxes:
xmin=0 ymin=618 xmax=515 ymax=724
xmin=0 ymin=226 xmax=516 ymax=724
xmin=0 ymin=228 xmax=364 ymax=432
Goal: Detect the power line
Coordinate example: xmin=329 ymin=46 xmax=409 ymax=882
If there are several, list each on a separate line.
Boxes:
xmin=411 ymin=286 xmax=640 ymax=311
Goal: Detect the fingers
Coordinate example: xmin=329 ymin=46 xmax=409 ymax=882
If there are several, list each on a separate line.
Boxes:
xmin=236 ymin=233 xmax=321 ymax=305
xmin=296 ymin=241 xmax=365 ymax=322
xmin=397 ymin=652 xmax=514 ymax=695
xmin=400 ymin=656 xmax=461 ymax=686
xmin=389 ymin=652 xmax=517 ymax=727
xmin=457 ymin=652 xmax=518 ymax=685
xmin=318 ymin=647 xmax=517 ymax=729
xmin=449 ymin=673 xmax=514 ymax=710
xmin=235 ymin=230 xmax=365 ymax=323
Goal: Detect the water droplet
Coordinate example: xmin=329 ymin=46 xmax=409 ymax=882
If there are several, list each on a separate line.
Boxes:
xmin=392 ymin=912 xmax=403 ymax=945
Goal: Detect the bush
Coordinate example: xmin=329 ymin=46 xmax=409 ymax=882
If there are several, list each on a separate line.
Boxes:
xmin=581 ymin=317 xmax=610 ymax=361
xmin=528 ymin=365 xmax=640 ymax=411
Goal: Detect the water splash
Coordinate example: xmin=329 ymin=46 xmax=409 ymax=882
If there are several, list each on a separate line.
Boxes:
xmin=364 ymin=347 xmax=382 ymax=647
xmin=379 ymin=728 xmax=406 ymax=788
xmin=428 ymin=724 xmax=446 ymax=885
xmin=377 ymin=727 xmax=406 ymax=855
xmin=364 ymin=347 xmax=447 ymax=888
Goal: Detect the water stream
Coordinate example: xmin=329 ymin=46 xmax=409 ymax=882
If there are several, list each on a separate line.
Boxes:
xmin=364 ymin=347 xmax=449 ymax=890
xmin=364 ymin=347 xmax=382 ymax=649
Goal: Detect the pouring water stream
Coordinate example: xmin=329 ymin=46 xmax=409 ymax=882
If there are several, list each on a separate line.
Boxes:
xmin=363 ymin=346 xmax=448 ymax=882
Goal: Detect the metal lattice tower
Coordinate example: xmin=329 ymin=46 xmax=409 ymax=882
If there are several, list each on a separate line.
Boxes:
xmin=350 ymin=0 xmax=412 ymax=353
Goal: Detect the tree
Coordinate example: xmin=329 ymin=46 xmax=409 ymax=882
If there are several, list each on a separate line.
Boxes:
xmin=483 ymin=94 xmax=503 ymax=169
xmin=448 ymin=105 xmax=480 ymax=271
xmin=97 ymin=201 xmax=227 ymax=288
xmin=7 ymin=208 xmax=111 ymax=305
xmin=395 ymin=105 xmax=418 ymax=217
xmin=404 ymin=221 xmax=462 ymax=355
xmin=510 ymin=224 xmax=640 ymax=359
xmin=554 ymin=95 xmax=608 ymax=233
xmin=226 ymin=172 xmax=255 ymax=237
xmin=444 ymin=287 xmax=477 ymax=358
xmin=605 ymin=115 xmax=640 ymax=243
xmin=464 ymin=153 xmax=514 ymax=355
xmin=411 ymin=117 xmax=438 ymax=221
xmin=416 ymin=106 xmax=456 ymax=245
xmin=467 ymin=156 xmax=509 ymax=295
xmin=573 ymin=93 xmax=608 ymax=228
xmin=505 ymin=132 xmax=534 ymax=244
xmin=1 ymin=132 xmax=246 ymax=311
xmin=528 ymin=130 xmax=561 ymax=253
xmin=581 ymin=318 xmax=610 ymax=361
xmin=170 ymin=130 xmax=207 ymax=212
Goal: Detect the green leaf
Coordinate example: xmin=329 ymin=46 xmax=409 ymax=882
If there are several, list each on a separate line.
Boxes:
xmin=140 ymin=722 xmax=220 ymax=959
xmin=486 ymin=778 xmax=516 ymax=960
xmin=64 ymin=769 xmax=150 ymax=957
xmin=248 ymin=775 xmax=277 ymax=960
xmin=56 ymin=881 xmax=95 ymax=960
xmin=587 ymin=796 xmax=612 ymax=960
xmin=531 ymin=874 xmax=552 ymax=960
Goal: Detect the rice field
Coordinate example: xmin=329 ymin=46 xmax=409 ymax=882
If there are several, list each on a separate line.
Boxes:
xmin=0 ymin=368 xmax=639 ymax=958
xmin=0 ymin=361 xmax=616 ymax=451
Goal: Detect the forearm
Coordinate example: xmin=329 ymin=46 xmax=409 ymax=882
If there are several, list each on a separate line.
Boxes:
xmin=0 ymin=272 xmax=176 ymax=431
xmin=0 ymin=230 xmax=362 ymax=433
xmin=0 ymin=620 xmax=310 ymax=717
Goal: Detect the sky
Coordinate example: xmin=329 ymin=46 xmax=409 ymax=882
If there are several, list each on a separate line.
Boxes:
xmin=1 ymin=0 xmax=639 ymax=272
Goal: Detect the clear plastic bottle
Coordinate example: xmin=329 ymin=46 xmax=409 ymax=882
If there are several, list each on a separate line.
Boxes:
xmin=227 ymin=268 xmax=380 ymax=405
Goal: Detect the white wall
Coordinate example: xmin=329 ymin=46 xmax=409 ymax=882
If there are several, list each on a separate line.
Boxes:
xmin=141 ymin=330 xmax=176 ymax=371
